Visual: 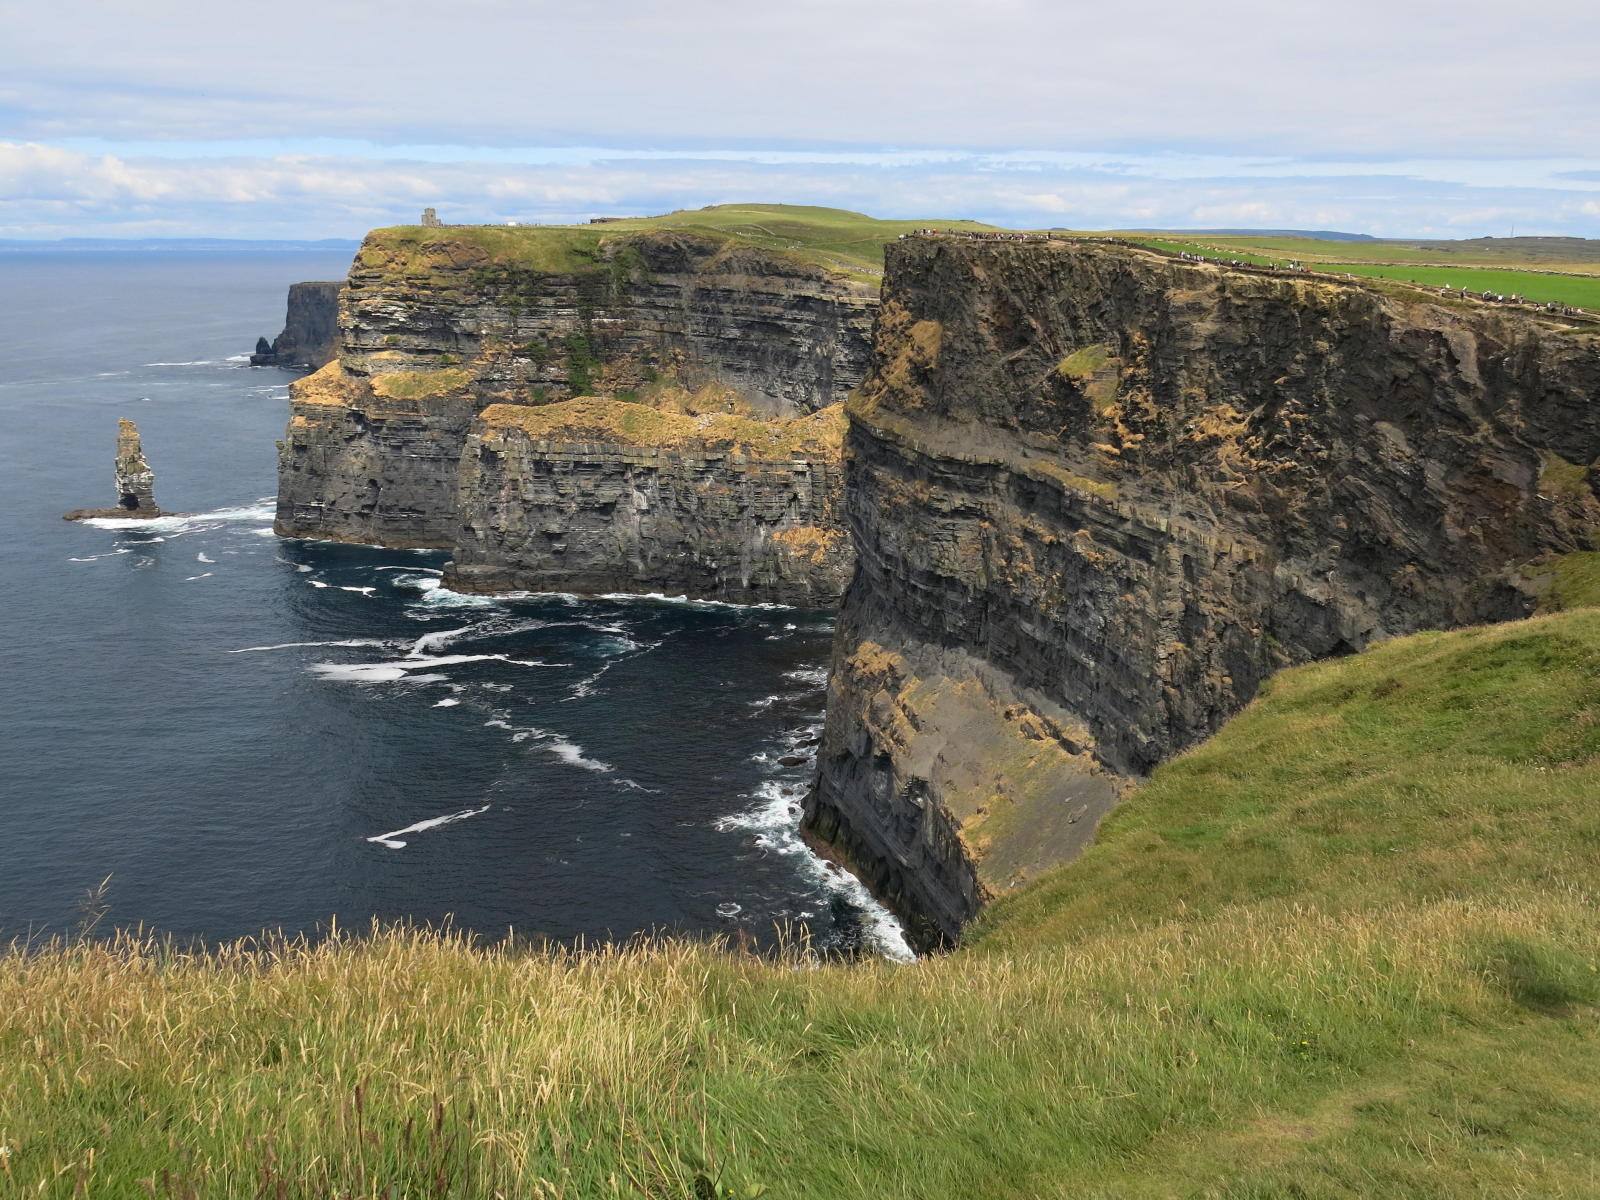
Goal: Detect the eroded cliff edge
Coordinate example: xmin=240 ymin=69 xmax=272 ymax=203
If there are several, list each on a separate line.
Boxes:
xmin=804 ymin=237 xmax=1600 ymax=950
xmin=275 ymin=223 xmax=875 ymax=599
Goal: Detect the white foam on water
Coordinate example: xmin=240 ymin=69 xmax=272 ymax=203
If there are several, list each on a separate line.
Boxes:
xmin=307 ymin=580 xmax=329 ymax=588
xmin=433 ymin=697 xmax=460 ymax=707
xmin=68 ymin=548 xmax=134 ymax=562
xmin=310 ymin=663 xmax=410 ymax=683
xmin=336 ymin=585 xmax=377 ymax=596
xmin=367 ymin=804 xmax=491 ymax=850
xmin=252 ymin=527 xmax=276 ymax=537
xmin=716 ymin=732 xmax=915 ymax=963
xmin=716 ymin=902 xmax=743 ymax=919
xmin=548 ymin=740 xmax=614 ymax=773
xmin=197 ymin=552 xmax=214 ymax=563
xmin=309 ymin=652 xmax=562 ymax=684
xmin=144 ymin=360 xmax=220 ymax=366
xmin=408 ymin=624 xmax=479 ymax=656
xmin=402 ymin=577 xmax=505 ymax=608
xmin=225 ymin=354 xmax=251 ymax=362
xmin=402 ymin=673 xmax=450 ymax=683
xmin=183 ymin=572 xmax=214 ymax=581
xmin=783 ymin=666 xmax=829 ymax=688
xmin=229 ymin=638 xmax=390 ymax=653
xmin=597 ymin=591 xmax=795 ymax=612
xmin=79 ymin=499 xmax=276 ymax=535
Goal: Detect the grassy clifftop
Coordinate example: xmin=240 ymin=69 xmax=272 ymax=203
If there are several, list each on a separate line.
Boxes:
xmin=362 ymin=203 xmax=998 ymax=282
xmin=5 ymin=603 xmax=1600 ymax=1196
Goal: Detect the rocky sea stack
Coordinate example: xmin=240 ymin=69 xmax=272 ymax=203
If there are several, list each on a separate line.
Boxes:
xmin=64 ymin=418 xmax=166 ymax=520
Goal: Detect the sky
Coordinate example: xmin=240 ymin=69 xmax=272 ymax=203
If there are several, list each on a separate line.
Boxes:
xmin=3 ymin=0 xmax=1598 ymax=240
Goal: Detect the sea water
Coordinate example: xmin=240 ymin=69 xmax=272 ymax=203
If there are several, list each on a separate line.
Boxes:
xmin=0 ymin=251 xmax=909 ymax=958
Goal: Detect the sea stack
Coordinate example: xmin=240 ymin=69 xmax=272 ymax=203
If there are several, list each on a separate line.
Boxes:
xmin=64 ymin=419 xmax=164 ymax=520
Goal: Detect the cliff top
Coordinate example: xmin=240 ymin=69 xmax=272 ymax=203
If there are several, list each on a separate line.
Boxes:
xmin=478 ymin=395 xmax=846 ymax=456
xmin=364 ymin=203 xmax=999 ymax=283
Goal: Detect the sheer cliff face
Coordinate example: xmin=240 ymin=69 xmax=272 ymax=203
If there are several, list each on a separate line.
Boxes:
xmin=338 ymin=229 xmax=876 ymax=414
xmin=275 ymin=228 xmax=876 ymax=571
xmin=805 ymin=238 xmax=1600 ymax=950
xmin=253 ymin=281 xmax=344 ymax=369
xmin=445 ymin=402 xmax=851 ymax=606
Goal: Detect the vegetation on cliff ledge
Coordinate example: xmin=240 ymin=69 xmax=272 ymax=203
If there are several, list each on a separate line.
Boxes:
xmin=479 ymin=396 xmax=846 ymax=458
xmin=4 ymin=606 xmax=1599 ymax=1197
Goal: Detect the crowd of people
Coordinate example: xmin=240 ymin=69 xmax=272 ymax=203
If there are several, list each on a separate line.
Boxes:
xmin=902 ymin=229 xmax=1053 ymax=241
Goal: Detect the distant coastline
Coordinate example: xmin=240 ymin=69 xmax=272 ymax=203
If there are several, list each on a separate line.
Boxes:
xmin=0 ymin=237 xmax=362 ymax=253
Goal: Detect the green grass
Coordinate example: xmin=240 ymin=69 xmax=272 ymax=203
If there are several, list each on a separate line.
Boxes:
xmin=4 ymin=611 xmax=1600 ymax=1197
xmin=366 ymin=204 xmax=1000 ymax=283
xmin=1325 ymin=263 xmax=1600 ymax=309
xmin=1116 ymin=236 xmax=1600 ymax=309
xmin=1551 ymin=551 xmax=1600 ymax=610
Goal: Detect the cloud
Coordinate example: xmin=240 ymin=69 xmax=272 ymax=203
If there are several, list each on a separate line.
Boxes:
xmin=6 ymin=0 xmax=1599 ymax=158
xmin=2 ymin=140 xmax=1598 ymax=240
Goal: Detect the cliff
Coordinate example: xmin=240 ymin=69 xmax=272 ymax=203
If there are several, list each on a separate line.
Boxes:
xmin=804 ymin=237 xmax=1600 ymax=949
xmin=251 ymin=281 xmax=343 ymax=368
xmin=275 ymin=217 xmax=877 ymax=593
xmin=445 ymin=399 xmax=850 ymax=605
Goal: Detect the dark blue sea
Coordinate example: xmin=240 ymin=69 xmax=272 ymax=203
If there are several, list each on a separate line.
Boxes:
xmin=0 ymin=251 xmax=908 ymax=957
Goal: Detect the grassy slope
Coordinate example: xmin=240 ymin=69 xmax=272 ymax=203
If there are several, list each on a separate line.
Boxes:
xmin=5 ymin=596 xmax=1600 ymax=1197
xmin=1113 ymin=233 xmax=1600 ymax=310
xmin=365 ymin=203 xmax=999 ymax=283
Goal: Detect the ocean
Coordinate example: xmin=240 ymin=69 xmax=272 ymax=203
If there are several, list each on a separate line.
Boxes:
xmin=0 ymin=251 xmax=908 ymax=958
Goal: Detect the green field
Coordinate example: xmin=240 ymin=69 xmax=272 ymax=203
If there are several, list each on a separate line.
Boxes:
xmin=368 ymin=204 xmax=999 ymax=283
xmin=1319 ymin=262 xmax=1600 ymax=309
xmin=1115 ymin=232 xmax=1600 ymax=310
xmin=5 ymin=564 xmax=1600 ymax=1197
xmin=366 ymin=205 xmax=1600 ymax=310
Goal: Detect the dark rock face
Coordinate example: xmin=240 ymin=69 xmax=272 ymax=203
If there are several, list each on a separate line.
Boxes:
xmin=276 ymin=229 xmax=876 ymax=598
xmin=333 ymin=228 xmax=875 ymax=415
xmin=251 ymin=281 xmax=344 ymax=369
xmin=66 ymin=418 xmax=164 ymax=520
xmin=443 ymin=405 xmax=851 ymax=606
xmin=804 ymin=238 xmax=1600 ymax=950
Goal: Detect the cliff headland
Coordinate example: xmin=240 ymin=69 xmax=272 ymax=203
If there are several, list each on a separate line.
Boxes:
xmin=273 ymin=212 xmax=1600 ymax=946
xmin=805 ymin=235 xmax=1600 ymax=948
xmin=273 ymin=206 xmax=973 ymax=602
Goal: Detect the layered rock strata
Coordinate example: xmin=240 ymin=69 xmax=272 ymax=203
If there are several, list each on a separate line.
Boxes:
xmin=252 ymin=281 xmax=343 ymax=368
xmin=65 ymin=418 xmax=164 ymax=520
xmin=444 ymin=400 xmax=850 ymax=605
xmin=804 ymin=237 xmax=1600 ymax=950
xmin=276 ymin=227 xmax=875 ymax=586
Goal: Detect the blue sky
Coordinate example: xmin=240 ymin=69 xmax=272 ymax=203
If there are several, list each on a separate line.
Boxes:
xmin=3 ymin=0 xmax=1598 ymax=239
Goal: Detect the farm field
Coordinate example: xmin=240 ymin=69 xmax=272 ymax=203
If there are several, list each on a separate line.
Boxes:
xmin=1117 ymin=234 xmax=1600 ymax=310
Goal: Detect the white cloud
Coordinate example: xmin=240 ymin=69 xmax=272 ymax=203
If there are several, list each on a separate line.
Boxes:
xmin=2 ymin=140 xmax=1597 ymax=240
xmin=5 ymin=0 xmax=1598 ymax=158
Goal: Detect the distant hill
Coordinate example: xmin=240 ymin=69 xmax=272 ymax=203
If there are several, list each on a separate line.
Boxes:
xmin=0 ymin=238 xmax=362 ymax=253
xmin=1123 ymin=227 xmax=1378 ymax=241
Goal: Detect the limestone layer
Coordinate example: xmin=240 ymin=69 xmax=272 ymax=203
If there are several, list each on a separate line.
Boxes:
xmin=444 ymin=401 xmax=850 ymax=606
xmin=804 ymin=238 xmax=1600 ymax=949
